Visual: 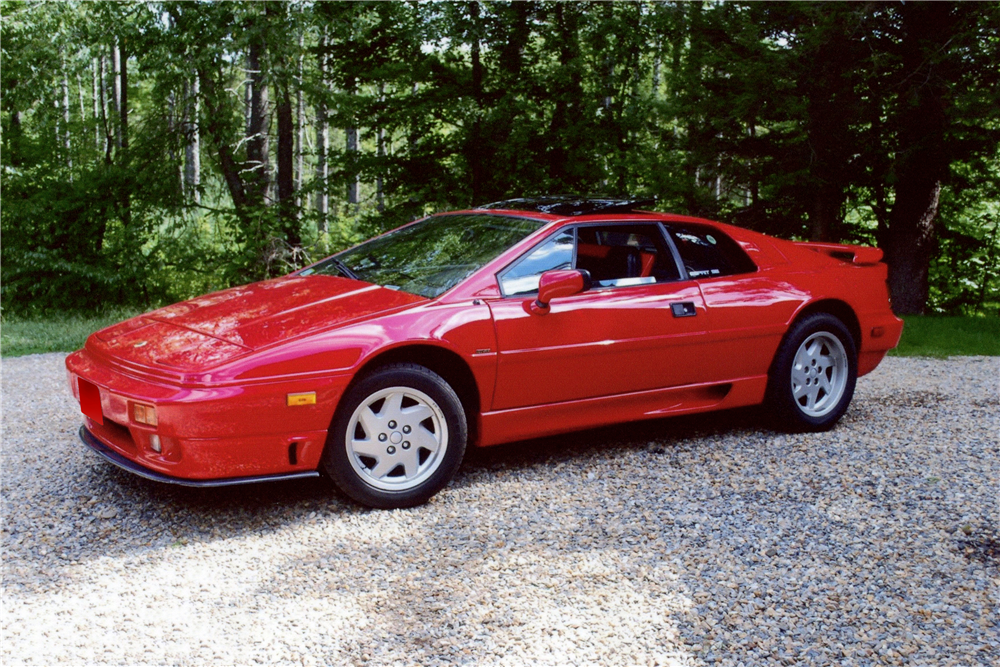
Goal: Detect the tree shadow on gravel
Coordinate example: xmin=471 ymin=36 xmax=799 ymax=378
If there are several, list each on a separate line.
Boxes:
xmin=4 ymin=405 xmax=769 ymax=592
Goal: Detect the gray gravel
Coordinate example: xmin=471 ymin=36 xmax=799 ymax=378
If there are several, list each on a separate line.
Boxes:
xmin=2 ymin=352 xmax=998 ymax=666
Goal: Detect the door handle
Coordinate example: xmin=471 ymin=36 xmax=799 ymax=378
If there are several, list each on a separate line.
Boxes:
xmin=671 ymin=302 xmax=697 ymax=318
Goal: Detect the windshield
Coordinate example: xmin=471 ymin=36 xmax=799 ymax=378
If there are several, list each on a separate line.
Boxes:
xmin=299 ymin=213 xmax=546 ymax=298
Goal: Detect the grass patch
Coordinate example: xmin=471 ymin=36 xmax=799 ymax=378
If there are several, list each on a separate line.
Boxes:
xmin=889 ymin=315 xmax=1000 ymax=358
xmin=1 ymin=309 xmax=145 ymax=357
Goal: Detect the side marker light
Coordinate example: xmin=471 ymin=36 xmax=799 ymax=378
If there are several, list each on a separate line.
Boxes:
xmin=287 ymin=392 xmax=317 ymax=407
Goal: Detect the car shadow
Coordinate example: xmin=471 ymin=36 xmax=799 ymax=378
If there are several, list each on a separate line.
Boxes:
xmin=459 ymin=405 xmax=768 ymax=478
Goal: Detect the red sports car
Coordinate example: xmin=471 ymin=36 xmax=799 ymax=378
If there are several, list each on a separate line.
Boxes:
xmin=67 ymin=198 xmax=903 ymax=508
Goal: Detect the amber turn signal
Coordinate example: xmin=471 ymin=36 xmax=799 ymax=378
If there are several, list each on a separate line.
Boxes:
xmin=133 ymin=403 xmax=158 ymax=426
xmin=287 ymin=392 xmax=317 ymax=407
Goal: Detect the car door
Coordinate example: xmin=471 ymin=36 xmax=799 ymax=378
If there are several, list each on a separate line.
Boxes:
xmin=665 ymin=222 xmax=792 ymax=382
xmin=487 ymin=222 xmax=710 ymax=411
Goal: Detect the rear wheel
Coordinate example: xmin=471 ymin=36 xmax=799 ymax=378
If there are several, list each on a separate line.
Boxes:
xmin=323 ymin=364 xmax=467 ymax=509
xmin=768 ymin=313 xmax=857 ymax=432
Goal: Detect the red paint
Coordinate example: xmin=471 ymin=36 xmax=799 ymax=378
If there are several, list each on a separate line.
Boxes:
xmin=67 ymin=209 xmax=903 ymax=484
xmin=78 ymin=378 xmax=103 ymax=425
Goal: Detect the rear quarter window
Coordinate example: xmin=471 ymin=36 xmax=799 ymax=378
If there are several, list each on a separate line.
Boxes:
xmin=668 ymin=224 xmax=757 ymax=279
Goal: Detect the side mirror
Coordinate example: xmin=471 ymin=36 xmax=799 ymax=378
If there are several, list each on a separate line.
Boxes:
xmin=528 ymin=269 xmax=592 ymax=315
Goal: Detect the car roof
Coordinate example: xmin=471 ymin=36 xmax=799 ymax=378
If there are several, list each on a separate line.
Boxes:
xmin=476 ymin=197 xmax=658 ymax=217
xmin=441 ymin=198 xmax=726 ymax=228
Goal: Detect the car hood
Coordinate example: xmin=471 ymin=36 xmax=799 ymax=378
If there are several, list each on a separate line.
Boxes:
xmin=93 ymin=276 xmax=426 ymax=370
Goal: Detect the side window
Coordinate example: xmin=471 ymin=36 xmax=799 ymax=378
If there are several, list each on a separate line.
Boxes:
xmin=667 ymin=225 xmax=757 ymax=279
xmin=576 ymin=224 xmax=680 ymax=288
xmin=499 ymin=229 xmax=575 ymax=296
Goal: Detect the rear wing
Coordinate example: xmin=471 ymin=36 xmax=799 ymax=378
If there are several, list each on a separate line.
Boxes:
xmin=794 ymin=241 xmax=884 ymax=266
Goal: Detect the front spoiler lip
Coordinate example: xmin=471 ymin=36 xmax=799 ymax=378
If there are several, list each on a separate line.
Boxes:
xmin=79 ymin=426 xmax=321 ymax=488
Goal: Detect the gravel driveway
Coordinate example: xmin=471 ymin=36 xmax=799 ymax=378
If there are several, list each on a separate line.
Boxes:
xmin=2 ymin=353 xmax=997 ymax=666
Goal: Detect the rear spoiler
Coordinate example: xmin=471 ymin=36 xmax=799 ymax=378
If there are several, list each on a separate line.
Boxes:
xmin=794 ymin=241 xmax=884 ymax=266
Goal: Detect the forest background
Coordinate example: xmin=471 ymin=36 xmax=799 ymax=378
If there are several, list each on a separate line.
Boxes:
xmin=3 ymin=0 xmax=999 ymax=318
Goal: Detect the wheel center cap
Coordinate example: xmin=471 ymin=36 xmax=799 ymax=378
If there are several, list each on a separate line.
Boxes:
xmin=390 ymin=432 xmax=403 ymax=444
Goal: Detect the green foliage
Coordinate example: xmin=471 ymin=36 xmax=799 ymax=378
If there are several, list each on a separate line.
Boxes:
xmin=1 ymin=1 xmax=999 ymax=316
xmin=889 ymin=316 xmax=1000 ymax=358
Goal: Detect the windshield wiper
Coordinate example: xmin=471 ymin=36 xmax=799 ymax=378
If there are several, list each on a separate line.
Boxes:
xmin=330 ymin=257 xmax=360 ymax=280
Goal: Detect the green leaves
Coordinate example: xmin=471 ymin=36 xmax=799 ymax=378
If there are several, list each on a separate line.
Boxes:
xmin=2 ymin=1 xmax=998 ymax=315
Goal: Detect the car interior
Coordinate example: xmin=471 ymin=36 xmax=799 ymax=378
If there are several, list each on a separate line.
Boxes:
xmin=575 ymin=225 xmax=680 ymax=287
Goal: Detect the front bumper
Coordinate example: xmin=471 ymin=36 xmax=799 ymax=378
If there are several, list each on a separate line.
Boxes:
xmin=80 ymin=426 xmax=321 ymax=487
xmin=67 ymin=347 xmax=351 ymax=479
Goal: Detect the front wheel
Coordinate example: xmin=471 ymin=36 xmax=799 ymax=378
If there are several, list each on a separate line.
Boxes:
xmin=767 ymin=313 xmax=858 ymax=432
xmin=323 ymin=363 xmax=467 ymax=509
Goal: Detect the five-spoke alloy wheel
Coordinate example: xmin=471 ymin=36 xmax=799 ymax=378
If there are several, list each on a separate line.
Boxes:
xmin=768 ymin=313 xmax=857 ymax=431
xmin=324 ymin=364 xmax=467 ymax=508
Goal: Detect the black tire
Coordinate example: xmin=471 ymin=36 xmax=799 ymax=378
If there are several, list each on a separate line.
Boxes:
xmin=767 ymin=312 xmax=858 ymax=432
xmin=323 ymin=363 xmax=467 ymax=509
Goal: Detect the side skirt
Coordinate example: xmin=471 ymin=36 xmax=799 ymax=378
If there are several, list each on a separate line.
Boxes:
xmin=476 ymin=376 xmax=767 ymax=447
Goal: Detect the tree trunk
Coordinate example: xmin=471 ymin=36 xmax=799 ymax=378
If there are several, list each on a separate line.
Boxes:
xmin=809 ymin=183 xmax=845 ymax=242
xmin=376 ymin=82 xmax=385 ymax=213
xmin=295 ymin=31 xmax=304 ymax=213
xmin=98 ymin=54 xmax=111 ymax=161
xmin=263 ymin=2 xmax=298 ymax=246
xmin=61 ymin=62 xmax=71 ymax=172
xmin=246 ymin=32 xmax=269 ymax=208
xmin=346 ymin=73 xmax=359 ymax=209
xmin=547 ymin=2 xmax=581 ymax=188
xmin=198 ymin=68 xmax=249 ymax=221
xmin=77 ymin=72 xmax=86 ymax=129
xmin=119 ymin=42 xmax=128 ymax=153
xmin=276 ymin=82 xmax=298 ymax=244
xmin=185 ymin=77 xmax=201 ymax=204
xmin=315 ymin=31 xmax=329 ymax=232
xmin=652 ymin=36 xmax=661 ymax=102
xmin=883 ymin=2 xmax=955 ymax=314
xmin=118 ymin=39 xmax=130 ymax=226
xmin=468 ymin=1 xmax=484 ymax=204
xmin=92 ymin=58 xmax=100 ymax=151
xmin=885 ymin=181 xmax=941 ymax=314
xmin=112 ymin=43 xmax=122 ymax=152
xmin=682 ymin=1 xmax=706 ymax=213
xmin=803 ymin=9 xmax=858 ymax=242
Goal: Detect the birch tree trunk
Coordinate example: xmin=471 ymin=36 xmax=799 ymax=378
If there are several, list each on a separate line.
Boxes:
xmin=92 ymin=58 xmax=100 ymax=151
xmin=346 ymin=74 xmax=359 ymax=209
xmin=61 ymin=62 xmax=72 ymax=172
xmin=376 ymin=82 xmax=385 ymax=213
xmin=77 ymin=72 xmax=85 ymax=128
xmin=119 ymin=42 xmax=128 ymax=154
xmin=98 ymin=54 xmax=111 ymax=161
xmin=185 ymin=77 xmax=201 ymax=204
xmin=112 ymin=43 xmax=122 ymax=152
xmin=118 ymin=38 xmax=130 ymax=227
xmin=315 ymin=31 xmax=329 ymax=232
